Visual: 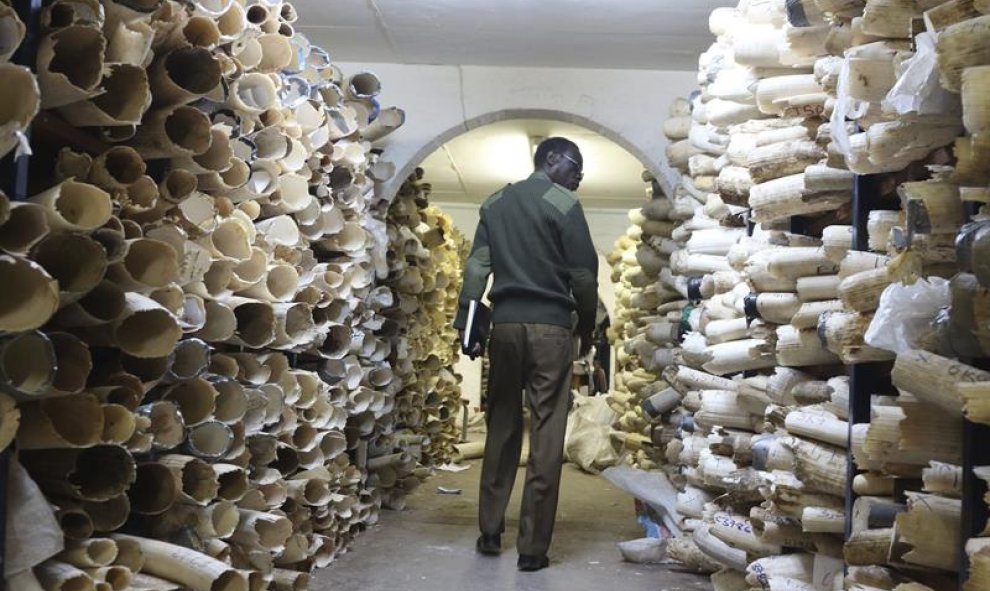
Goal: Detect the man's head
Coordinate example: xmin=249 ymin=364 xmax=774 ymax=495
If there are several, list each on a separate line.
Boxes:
xmin=534 ymin=137 xmax=583 ymax=191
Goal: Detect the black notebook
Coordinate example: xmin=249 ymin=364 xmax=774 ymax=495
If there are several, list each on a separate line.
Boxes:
xmin=461 ymin=300 xmax=491 ymax=359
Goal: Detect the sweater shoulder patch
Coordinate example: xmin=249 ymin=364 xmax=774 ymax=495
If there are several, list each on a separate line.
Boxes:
xmin=481 ymin=188 xmax=507 ymax=210
xmin=540 ymin=185 xmax=578 ymax=216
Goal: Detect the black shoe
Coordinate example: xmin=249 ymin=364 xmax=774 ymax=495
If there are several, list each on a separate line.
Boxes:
xmin=517 ymin=554 xmax=549 ymax=572
xmin=476 ymin=534 xmax=501 ymax=555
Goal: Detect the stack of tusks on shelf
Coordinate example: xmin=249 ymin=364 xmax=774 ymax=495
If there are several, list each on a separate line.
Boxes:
xmin=609 ymin=0 xmax=857 ymax=586
xmin=604 ymin=148 xmax=682 ymax=470
xmin=383 ymin=172 xmax=468 ymax=471
xmin=664 ymin=2 xmax=855 ymax=586
xmin=923 ymin=4 xmax=990 ymax=591
xmin=609 ymin=0 xmax=990 ymax=590
xmin=0 ymin=2 xmax=471 ymax=591
xmin=819 ymin=2 xmax=990 ymax=590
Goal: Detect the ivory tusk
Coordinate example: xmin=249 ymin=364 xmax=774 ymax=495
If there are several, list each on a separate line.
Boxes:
xmin=110 ymin=535 xmax=247 ymax=591
xmin=0 ymin=328 xmax=55 ymax=401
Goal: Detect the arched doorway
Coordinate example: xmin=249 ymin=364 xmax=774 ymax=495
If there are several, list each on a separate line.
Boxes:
xmin=417 ymin=116 xmax=650 ymax=255
xmin=380 ymin=107 xmax=676 ymax=205
xmin=408 ymin=115 xmax=649 ymax=409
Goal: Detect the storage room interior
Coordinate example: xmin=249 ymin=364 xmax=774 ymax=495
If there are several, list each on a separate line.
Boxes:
xmin=2 ymin=1 xmax=990 ymax=591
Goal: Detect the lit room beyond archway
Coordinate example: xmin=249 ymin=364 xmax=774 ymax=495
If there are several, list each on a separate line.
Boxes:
xmin=411 ymin=117 xmax=654 ymax=422
xmin=418 ymin=117 xmax=652 ymax=256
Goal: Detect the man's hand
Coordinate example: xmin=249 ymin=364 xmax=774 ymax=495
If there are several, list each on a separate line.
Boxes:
xmin=578 ymin=331 xmax=593 ymax=357
xmin=458 ymin=330 xmax=483 ymax=358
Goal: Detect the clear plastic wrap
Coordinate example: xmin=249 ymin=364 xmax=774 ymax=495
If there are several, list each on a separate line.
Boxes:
xmin=885 ymin=32 xmax=961 ymax=116
xmin=864 ymin=277 xmax=950 ymax=354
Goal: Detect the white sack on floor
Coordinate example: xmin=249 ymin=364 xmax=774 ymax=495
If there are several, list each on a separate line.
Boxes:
xmin=618 ymin=537 xmax=668 ymax=564
xmin=564 ymin=392 xmax=619 ymax=473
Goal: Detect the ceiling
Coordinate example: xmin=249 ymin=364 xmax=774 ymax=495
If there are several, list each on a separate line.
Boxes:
xmin=418 ymin=119 xmax=649 ymax=209
xmin=294 ymin=0 xmax=732 ymax=71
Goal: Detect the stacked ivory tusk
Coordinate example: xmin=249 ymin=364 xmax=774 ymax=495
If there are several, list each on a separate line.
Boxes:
xmin=968 ymin=466 xmax=990 ymax=590
xmin=0 ymin=4 xmax=38 ymax=163
xmin=874 ymin=5 xmax=990 ymax=588
xmin=607 ymin=1 xmax=990 ymax=590
xmin=606 ymin=1 xmax=868 ymax=588
xmin=383 ymin=172 xmax=467 ymax=469
xmin=605 ymin=120 xmax=694 ymax=470
xmin=677 ymin=4 xmax=855 ymax=583
xmin=0 ymin=2 xmax=465 ymax=591
xmin=832 ymin=2 xmax=990 ymax=588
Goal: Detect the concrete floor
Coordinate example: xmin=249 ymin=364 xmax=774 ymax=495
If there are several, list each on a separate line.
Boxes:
xmin=314 ymin=462 xmax=712 ymax=591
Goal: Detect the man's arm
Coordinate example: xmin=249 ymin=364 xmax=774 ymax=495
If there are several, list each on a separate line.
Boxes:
xmin=453 ymin=212 xmax=492 ymax=331
xmin=560 ymin=202 xmax=599 ymax=347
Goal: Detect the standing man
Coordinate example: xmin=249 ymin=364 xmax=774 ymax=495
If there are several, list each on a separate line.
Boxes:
xmin=453 ymin=137 xmax=599 ymax=572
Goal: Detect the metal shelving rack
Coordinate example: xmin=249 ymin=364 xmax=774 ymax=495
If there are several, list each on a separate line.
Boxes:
xmin=960 ymin=202 xmax=990 ymax=588
xmin=961 ymin=417 xmax=990 ymax=587
xmin=842 ymin=174 xmax=902 ymax=541
xmin=838 ymin=173 xmax=990 ymax=589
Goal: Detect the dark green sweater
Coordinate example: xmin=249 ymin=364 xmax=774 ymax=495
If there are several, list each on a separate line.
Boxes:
xmin=453 ymin=171 xmax=599 ymax=335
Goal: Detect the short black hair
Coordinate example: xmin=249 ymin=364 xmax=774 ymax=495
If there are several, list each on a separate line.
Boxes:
xmin=534 ymin=137 xmax=580 ymax=168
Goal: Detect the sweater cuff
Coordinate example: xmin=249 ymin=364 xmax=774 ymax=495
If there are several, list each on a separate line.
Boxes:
xmin=576 ymin=312 xmax=595 ymax=335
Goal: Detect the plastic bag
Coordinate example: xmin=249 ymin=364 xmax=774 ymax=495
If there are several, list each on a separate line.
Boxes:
xmin=617 ymin=537 xmax=667 ymax=564
xmin=564 ymin=393 xmax=619 ymax=474
xmin=864 ymin=277 xmax=950 ymax=354
xmin=601 ymin=465 xmax=682 ymax=537
xmin=885 ymin=32 xmax=961 ymax=116
xmin=829 ymin=54 xmax=869 ymax=158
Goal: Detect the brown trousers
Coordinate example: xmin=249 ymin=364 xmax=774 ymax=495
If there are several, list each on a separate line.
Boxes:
xmin=479 ymin=323 xmax=573 ymax=557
